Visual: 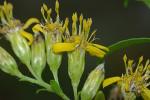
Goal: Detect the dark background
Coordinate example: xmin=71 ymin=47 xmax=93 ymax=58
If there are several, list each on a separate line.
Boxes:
xmin=0 ymin=0 xmax=150 ymax=100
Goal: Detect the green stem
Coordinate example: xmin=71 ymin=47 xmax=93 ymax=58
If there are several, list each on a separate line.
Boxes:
xmin=59 ymin=92 xmax=70 ymax=100
xmin=26 ymin=64 xmax=40 ymax=80
xmin=51 ymin=71 xmax=70 ymax=100
xmin=19 ymin=75 xmax=52 ymax=92
xmin=108 ymin=38 xmax=150 ymax=55
xmin=52 ymin=70 xmax=59 ymax=85
xmin=73 ymin=84 xmax=78 ymax=100
xmin=19 ymin=74 xmax=70 ymax=100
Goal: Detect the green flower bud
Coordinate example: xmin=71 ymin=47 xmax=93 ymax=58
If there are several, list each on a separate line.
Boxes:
xmin=31 ymin=35 xmax=46 ymax=79
xmin=81 ymin=63 xmax=105 ymax=100
xmin=68 ymin=48 xmax=85 ymax=86
xmin=6 ymin=31 xmax=31 ymax=66
xmin=45 ymin=31 xmax=62 ymax=82
xmin=0 ymin=47 xmax=22 ymax=77
xmin=68 ymin=48 xmax=85 ymax=99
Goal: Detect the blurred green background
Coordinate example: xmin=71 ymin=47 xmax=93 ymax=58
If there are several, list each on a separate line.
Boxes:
xmin=0 ymin=0 xmax=150 ymax=100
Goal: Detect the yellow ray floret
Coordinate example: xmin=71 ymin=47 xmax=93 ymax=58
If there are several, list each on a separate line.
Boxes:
xmin=32 ymin=24 xmax=46 ymax=34
xmin=19 ymin=18 xmax=39 ymax=45
xmin=23 ymin=18 xmax=40 ymax=30
xmin=53 ymin=43 xmax=77 ymax=53
xmin=85 ymin=45 xmax=107 ymax=58
xmin=89 ymin=43 xmax=109 ymax=52
xmin=103 ymin=77 xmax=121 ymax=88
xmin=20 ymin=30 xmax=33 ymax=45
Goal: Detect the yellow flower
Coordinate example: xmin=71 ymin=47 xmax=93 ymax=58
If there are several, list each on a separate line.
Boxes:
xmin=0 ymin=1 xmax=40 ymax=66
xmin=32 ymin=0 xmax=65 ymax=34
xmin=103 ymin=54 xmax=150 ymax=100
xmin=31 ymin=0 xmax=66 ymax=83
xmin=51 ymin=12 xmax=109 ymax=99
xmin=52 ymin=13 xmax=109 ymax=58
xmin=0 ymin=1 xmax=39 ymax=45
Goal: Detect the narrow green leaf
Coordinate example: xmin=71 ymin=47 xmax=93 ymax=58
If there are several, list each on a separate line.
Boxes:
xmin=98 ymin=38 xmax=150 ymax=64
xmin=94 ymin=91 xmax=105 ymax=100
xmin=143 ymin=0 xmax=150 ymax=8
xmin=108 ymin=38 xmax=150 ymax=55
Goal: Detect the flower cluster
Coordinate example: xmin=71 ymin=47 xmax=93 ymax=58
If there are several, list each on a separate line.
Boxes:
xmin=0 ymin=0 xmax=149 ymax=100
xmin=0 ymin=1 xmax=108 ymax=100
xmin=103 ymin=55 xmax=150 ymax=100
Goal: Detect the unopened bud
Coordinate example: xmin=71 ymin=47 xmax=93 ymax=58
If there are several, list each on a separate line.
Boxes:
xmin=81 ymin=63 xmax=105 ymax=100
xmin=68 ymin=48 xmax=85 ymax=92
xmin=45 ymin=31 xmax=62 ymax=82
xmin=31 ymin=35 xmax=46 ymax=79
xmin=0 ymin=47 xmax=22 ymax=77
xmin=6 ymin=31 xmax=31 ymax=66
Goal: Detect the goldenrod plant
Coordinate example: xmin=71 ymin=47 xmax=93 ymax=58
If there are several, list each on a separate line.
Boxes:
xmin=0 ymin=0 xmax=150 ymax=100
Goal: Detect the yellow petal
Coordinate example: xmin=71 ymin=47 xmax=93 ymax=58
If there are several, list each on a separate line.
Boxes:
xmin=32 ymin=24 xmax=45 ymax=34
xmin=23 ymin=18 xmax=39 ymax=30
xmin=85 ymin=45 xmax=106 ymax=58
xmin=90 ymin=43 xmax=109 ymax=52
xmin=103 ymin=77 xmax=121 ymax=88
xmin=53 ymin=43 xmax=76 ymax=53
xmin=141 ymin=88 xmax=150 ymax=100
xmin=20 ymin=30 xmax=33 ymax=45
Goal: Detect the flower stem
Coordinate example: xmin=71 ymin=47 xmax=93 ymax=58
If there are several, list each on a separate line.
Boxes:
xmin=19 ymin=74 xmax=52 ymax=92
xmin=19 ymin=74 xmax=70 ymax=100
xmin=73 ymin=84 xmax=78 ymax=100
xmin=52 ymin=71 xmax=70 ymax=100
xmin=59 ymin=92 xmax=70 ymax=100
xmin=52 ymin=70 xmax=59 ymax=85
xmin=26 ymin=64 xmax=40 ymax=80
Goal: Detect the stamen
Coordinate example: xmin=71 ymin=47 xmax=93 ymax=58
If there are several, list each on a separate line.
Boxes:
xmin=87 ymin=30 xmax=96 ymax=42
xmin=87 ymin=18 xmax=92 ymax=30
xmin=63 ymin=18 xmax=70 ymax=38
xmin=55 ymin=0 xmax=59 ymax=21
xmin=123 ymin=54 xmax=128 ymax=75
xmin=0 ymin=8 xmax=7 ymax=24
xmin=41 ymin=6 xmax=47 ymax=22
xmin=63 ymin=18 xmax=69 ymax=30
xmin=135 ymin=56 xmax=144 ymax=73
xmin=47 ymin=8 xmax=52 ymax=21
xmin=79 ymin=14 xmax=83 ymax=35
xmin=1 ymin=1 xmax=13 ymax=23
xmin=143 ymin=59 xmax=150 ymax=73
xmin=72 ymin=13 xmax=78 ymax=35
xmin=43 ymin=3 xmax=48 ymax=11
xmin=127 ymin=59 xmax=134 ymax=74
xmin=83 ymin=19 xmax=87 ymax=33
